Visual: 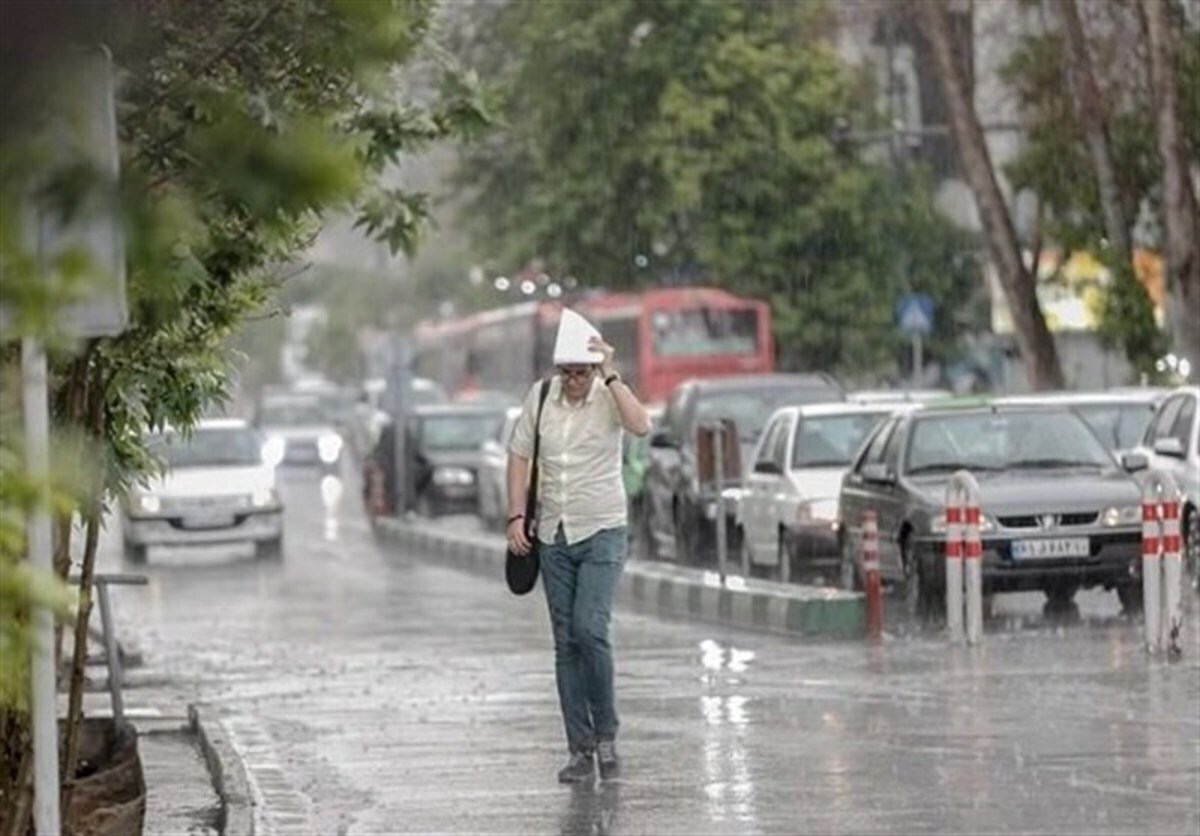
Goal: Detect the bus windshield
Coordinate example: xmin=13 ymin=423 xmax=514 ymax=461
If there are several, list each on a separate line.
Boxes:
xmin=651 ymin=308 xmax=758 ymax=357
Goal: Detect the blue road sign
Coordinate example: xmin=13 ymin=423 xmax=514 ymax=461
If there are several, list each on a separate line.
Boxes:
xmin=896 ymin=294 xmax=935 ymax=337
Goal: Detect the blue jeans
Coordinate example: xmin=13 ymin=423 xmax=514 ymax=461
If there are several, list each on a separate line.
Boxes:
xmin=540 ymin=525 xmax=626 ymax=754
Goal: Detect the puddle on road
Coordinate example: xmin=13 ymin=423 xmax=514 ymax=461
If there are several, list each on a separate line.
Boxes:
xmin=697 ymin=639 xmax=759 ymax=829
xmin=320 ymin=475 xmax=343 ymax=541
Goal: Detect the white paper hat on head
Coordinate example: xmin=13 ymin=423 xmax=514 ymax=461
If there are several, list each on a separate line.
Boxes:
xmin=552 ymin=308 xmax=604 ymax=365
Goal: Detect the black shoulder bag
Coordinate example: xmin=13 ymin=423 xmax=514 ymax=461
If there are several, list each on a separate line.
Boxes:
xmin=505 ymin=378 xmax=553 ymax=595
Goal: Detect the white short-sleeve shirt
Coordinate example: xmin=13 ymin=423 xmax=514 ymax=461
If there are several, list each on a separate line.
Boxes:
xmin=508 ymin=375 xmax=626 ymax=544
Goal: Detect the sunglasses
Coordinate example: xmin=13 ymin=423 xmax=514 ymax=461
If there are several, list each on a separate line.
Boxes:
xmin=557 ymin=366 xmax=594 ymax=379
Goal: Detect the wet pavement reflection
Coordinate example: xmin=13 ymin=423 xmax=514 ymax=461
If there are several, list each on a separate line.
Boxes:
xmin=560 ymin=783 xmax=620 ymax=836
xmin=99 ymin=464 xmax=1199 ymax=835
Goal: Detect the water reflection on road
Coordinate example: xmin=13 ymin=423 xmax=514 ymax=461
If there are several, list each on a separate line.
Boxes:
xmin=101 ymin=466 xmax=1200 ymax=836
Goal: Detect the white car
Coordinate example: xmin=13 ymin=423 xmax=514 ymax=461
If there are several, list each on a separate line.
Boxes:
xmin=1139 ymin=385 xmax=1199 ymax=582
xmin=256 ymin=394 xmax=344 ymax=470
xmin=477 ymin=407 xmax=522 ymax=531
xmin=121 ymin=419 xmax=284 ymax=561
xmin=739 ymin=403 xmax=911 ymax=581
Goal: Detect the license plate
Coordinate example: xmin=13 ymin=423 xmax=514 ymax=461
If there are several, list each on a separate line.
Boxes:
xmin=182 ymin=512 xmax=235 ymax=529
xmin=1012 ymin=537 xmax=1090 ymax=560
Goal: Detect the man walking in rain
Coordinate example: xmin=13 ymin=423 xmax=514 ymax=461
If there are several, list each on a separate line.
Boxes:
xmin=506 ymin=309 xmax=652 ymax=783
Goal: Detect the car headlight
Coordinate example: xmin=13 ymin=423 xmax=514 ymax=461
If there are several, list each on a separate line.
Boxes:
xmin=262 ymin=437 xmax=286 ymax=466
xmin=136 ymin=494 xmax=161 ymax=514
xmin=1101 ymin=505 xmax=1141 ymax=527
xmin=797 ymin=498 xmax=839 ymax=526
xmin=317 ymin=433 xmax=343 ymax=463
xmin=432 ymin=466 xmax=474 ymax=486
xmin=251 ymin=486 xmax=277 ymax=508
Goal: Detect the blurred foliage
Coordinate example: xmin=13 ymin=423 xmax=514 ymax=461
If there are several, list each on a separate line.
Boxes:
xmin=1002 ymin=0 xmax=1200 ymax=375
xmin=293 ymin=265 xmax=402 ymax=382
xmin=0 ymin=0 xmax=489 ymax=813
xmin=452 ymin=0 xmax=982 ymax=376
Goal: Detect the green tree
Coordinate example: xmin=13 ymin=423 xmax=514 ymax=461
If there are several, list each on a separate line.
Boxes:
xmin=1002 ymin=0 xmax=1200 ymax=375
xmin=454 ymin=0 xmax=981 ymax=377
xmin=0 ymin=1 xmax=489 ymax=828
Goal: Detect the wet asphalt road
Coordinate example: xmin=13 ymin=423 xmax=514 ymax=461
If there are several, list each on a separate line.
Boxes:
xmin=102 ymin=466 xmax=1200 ymax=836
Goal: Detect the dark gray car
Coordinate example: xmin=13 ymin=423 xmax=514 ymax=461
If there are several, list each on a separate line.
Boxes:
xmin=837 ymin=404 xmax=1146 ymax=615
xmin=366 ymin=404 xmax=506 ymax=518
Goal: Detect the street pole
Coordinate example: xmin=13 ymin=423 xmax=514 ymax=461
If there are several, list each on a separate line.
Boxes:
xmin=22 ymin=337 xmax=61 ymax=836
xmin=913 ymin=332 xmax=923 ymax=387
xmin=391 ymin=336 xmax=413 ymax=515
xmin=712 ymin=424 xmax=728 ymax=584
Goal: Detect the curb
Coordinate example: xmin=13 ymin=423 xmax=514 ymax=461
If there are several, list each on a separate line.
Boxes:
xmin=190 ymin=703 xmax=254 ymax=836
xmin=376 ymin=517 xmax=865 ymax=640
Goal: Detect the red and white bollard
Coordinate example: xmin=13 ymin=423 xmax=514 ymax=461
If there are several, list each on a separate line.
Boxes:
xmin=862 ymin=510 xmax=883 ymax=640
xmin=1162 ymin=496 xmax=1184 ymax=655
xmin=946 ymin=471 xmax=983 ymax=645
xmin=1141 ymin=495 xmax=1162 ymax=652
xmin=944 ymin=504 xmax=964 ymax=642
xmin=1142 ymin=471 xmax=1184 ymax=656
xmin=963 ymin=500 xmax=984 ymax=644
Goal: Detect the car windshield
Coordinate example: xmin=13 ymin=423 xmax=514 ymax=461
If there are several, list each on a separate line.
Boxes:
xmin=418 ymin=414 xmax=503 ymax=451
xmin=1072 ymin=403 xmax=1155 ymax=452
xmin=258 ymin=399 xmax=327 ymax=427
xmin=696 ymin=387 xmax=839 ymax=441
xmin=905 ymin=411 xmax=1114 ymax=474
xmin=149 ymin=427 xmax=263 ymax=469
xmin=793 ymin=412 xmax=888 ymax=468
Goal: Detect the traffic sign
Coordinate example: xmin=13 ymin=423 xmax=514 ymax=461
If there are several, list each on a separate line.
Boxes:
xmin=896 ymin=294 xmax=934 ymax=336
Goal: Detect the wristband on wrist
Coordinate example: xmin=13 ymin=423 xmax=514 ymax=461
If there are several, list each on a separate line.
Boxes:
xmin=604 ymin=373 xmax=620 ymax=387
xmin=506 ymin=514 xmax=524 ymax=525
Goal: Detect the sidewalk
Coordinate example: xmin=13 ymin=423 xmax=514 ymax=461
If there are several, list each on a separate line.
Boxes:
xmin=139 ymin=715 xmax=221 ymax=836
xmin=375 ymin=515 xmax=866 ymax=639
xmin=71 ymin=687 xmax=247 ymax=834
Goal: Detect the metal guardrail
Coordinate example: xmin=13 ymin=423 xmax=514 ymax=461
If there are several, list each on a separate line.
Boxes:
xmin=68 ymin=572 xmax=148 ymax=724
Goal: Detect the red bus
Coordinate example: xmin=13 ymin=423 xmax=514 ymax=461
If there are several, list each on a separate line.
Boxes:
xmin=413 ymin=287 xmax=774 ymax=405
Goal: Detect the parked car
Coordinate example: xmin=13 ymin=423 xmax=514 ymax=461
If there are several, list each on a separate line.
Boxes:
xmin=349 ymin=376 xmax=449 ymax=459
xmin=740 ymin=403 xmax=910 ymax=580
xmin=256 ymin=393 xmax=344 ymax=471
xmin=1138 ymin=385 xmax=1199 ymax=586
xmin=643 ymin=373 xmax=844 ymax=565
xmin=848 ymin=388 xmax=952 ymax=405
xmin=366 ymin=404 xmax=507 ymax=518
xmin=837 ymin=404 xmax=1147 ymax=616
xmin=121 ymin=419 xmax=284 ymax=561
xmin=625 ymin=405 xmax=664 ymax=557
xmin=477 ymin=406 xmax=523 ymax=531
xmin=454 ymin=389 xmax=522 ymax=408
xmin=996 ymin=389 xmax=1165 ymax=455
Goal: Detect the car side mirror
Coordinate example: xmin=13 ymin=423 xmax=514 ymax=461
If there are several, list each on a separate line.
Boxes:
xmin=650 ymin=430 xmax=676 ymax=449
xmin=1153 ymin=437 xmax=1186 ymax=459
xmin=753 ymin=460 xmax=781 ymax=475
xmin=1120 ymin=451 xmax=1149 ymax=472
xmin=860 ymin=463 xmax=895 ymax=485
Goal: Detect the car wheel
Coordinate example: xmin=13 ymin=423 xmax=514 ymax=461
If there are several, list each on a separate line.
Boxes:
xmin=636 ymin=501 xmax=656 ymax=560
xmin=123 ymin=540 xmax=147 ymax=564
xmin=673 ymin=503 xmax=695 ymax=564
xmin=776 ymin=529 xmax=791 ymax=584
xmin=1184 ymin=506 xmax=1199 ymax=593
xmin=1044 ymin=583 xmax=1078 ymax=609
xmin=838 ymin=533 xmax=860 ymax=592
xmin=901 ymin=535 xmax=937 ymax=622
xmin=257 ymin=536 xmax=284 ymax=560
xmin=1116 ymin=580 xmax=1143 ymax=614
xmin=417 ymin=493 xmax=438 ymax=519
